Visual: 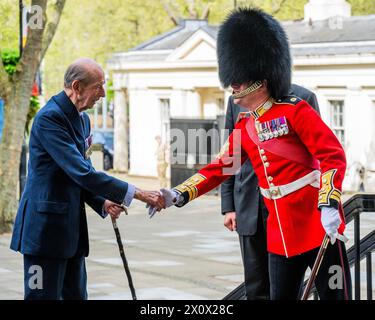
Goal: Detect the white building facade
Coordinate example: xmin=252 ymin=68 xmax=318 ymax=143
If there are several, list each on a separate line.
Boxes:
xmin=108 ymin=0 xmax=375 ymax=192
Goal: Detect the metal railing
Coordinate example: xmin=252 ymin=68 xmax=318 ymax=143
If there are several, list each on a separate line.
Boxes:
xmin=308 ymin=194 xmax=375 ymax=300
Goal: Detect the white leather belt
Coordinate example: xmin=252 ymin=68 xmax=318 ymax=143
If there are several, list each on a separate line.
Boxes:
xmin=260 ymin=170 xmax=321 ymax=200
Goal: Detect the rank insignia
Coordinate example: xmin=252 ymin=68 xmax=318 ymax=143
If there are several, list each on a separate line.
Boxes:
xmin=255 ymin=116 xmax=289 ymax=142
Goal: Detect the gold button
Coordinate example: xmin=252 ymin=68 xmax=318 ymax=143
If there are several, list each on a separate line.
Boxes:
xmin=268 ymin=176 xmax=273 ymax=181
xmin=271 ymin=190 xmax=278 ymax=196
xmin=265 ymin=162 xmax=270 ymax=167
xmin=319 ymin=196 xmax=323 ymax=200
xmin=262 ymin=156 xmax=267 ymax=161
xmin=270 ymin=183 xmax=275 ymax=187
xmin=260 ymin=149 xmax=265 ymax=154
xmin=323 ymin=179 xmax=327 ymax=184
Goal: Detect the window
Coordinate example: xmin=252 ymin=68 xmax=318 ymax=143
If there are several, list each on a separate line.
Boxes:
xmin=329 ymin=100 xmax=345 ymax=146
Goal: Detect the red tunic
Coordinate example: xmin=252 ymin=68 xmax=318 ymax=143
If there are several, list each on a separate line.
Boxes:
xmin=174 ymin=96 xmax=347 ymax=257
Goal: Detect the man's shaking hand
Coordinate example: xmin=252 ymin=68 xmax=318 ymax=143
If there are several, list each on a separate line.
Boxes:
xmin=134 ymin=188 xmax=166 ymax=210
xmin=148 ymin=188 xmax=178 ymax=218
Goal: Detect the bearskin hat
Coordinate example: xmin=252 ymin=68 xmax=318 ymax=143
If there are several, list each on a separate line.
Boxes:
xmin=217 ymin=7 xmax=291 ymax=99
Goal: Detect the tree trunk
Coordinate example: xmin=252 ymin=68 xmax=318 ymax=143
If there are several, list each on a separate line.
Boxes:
xmin=0 ymin=87 xmax=31 ymax=233
xmin=0 ymin=0 xmax=66 ymax=234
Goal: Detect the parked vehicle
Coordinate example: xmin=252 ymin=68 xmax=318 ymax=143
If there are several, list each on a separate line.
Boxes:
xmin=92 ymin=131 xmax=114 ymax=170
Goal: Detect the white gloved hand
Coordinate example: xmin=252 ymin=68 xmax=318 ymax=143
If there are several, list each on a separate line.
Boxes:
xmin=321 ymin=206 xmax=341 ymax=244
xmin=148 ymin=189 xmax=179 ymax=218
xmin=160 ymin=188 xmax=178 ymax=207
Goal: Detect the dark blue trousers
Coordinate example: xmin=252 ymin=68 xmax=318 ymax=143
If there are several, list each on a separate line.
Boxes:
xmin=23 ymin=254 xmax=87 ymax=300
xmin=239 ymin=197 xmax=270 ymax=300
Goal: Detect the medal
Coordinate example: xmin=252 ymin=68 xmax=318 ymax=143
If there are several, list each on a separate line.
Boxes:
xmin=257 ymin=116 xmax=289 ymax=142
xmin=85 ymin=134 xmax=93 ymax=159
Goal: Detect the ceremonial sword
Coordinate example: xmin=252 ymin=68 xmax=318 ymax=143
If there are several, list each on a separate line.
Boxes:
xmin=301 ymin=234 xmax=330 ymax=300
xmin=111 ymin=205 xmax=137 ymax=300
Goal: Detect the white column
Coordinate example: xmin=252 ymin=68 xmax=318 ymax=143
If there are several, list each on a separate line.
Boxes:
xmin=345 ymin=86 xmax=363 ymax=163
xmin=170 ymin=89 xmax=201 ymax=118
xmin=113 ymin=89 xmax=128 ymax=172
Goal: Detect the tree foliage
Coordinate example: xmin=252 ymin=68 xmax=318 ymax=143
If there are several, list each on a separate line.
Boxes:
xmin=0 ymin=0 xmax=18 ymax=51
xmin=37 ymin=0 xmax=375 ymax=98
xmin=43 ymin=0 xmax=174 ymax=97
xmin=0 ymin=49 xmax=20 ymax=76
xmin=349 ymin=0 xmax=375 ymax=15
xmin=0 ymin=0 xmax=65 ymax=233
xmin=0 ymin=49 xmax=40 ymax=134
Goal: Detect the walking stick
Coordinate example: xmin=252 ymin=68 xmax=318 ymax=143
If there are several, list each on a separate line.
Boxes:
xmin=301 ymin=234 xmax=330 ymax=300
xmin=111 ymin=208 xmax=137 ymax=300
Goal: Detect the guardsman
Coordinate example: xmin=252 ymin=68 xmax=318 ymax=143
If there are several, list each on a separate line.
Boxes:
xmin=221 ymin=84 xmax=320 ymax=300
xmin=151 ymin=8 xmax=352 ymax=300
xmin=155 ymin=135 xmax=169 ymax=188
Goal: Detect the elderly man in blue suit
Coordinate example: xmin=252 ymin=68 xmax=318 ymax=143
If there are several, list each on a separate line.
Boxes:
xmin=10 ymin=58 xmax=165 ymax=300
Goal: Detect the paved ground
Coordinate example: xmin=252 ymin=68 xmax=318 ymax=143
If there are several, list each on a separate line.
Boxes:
xmin=0 ymin=175 xmax=374 ymax=300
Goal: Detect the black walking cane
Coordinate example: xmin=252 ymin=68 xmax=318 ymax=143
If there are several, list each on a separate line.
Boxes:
xmin=111 ymin=206 xmax=137 ymax=300
xmin=301 ymin=234 xmax=330 ymax=300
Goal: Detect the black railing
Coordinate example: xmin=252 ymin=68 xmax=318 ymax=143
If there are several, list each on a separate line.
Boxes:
xmin=309 ymin=229 xmax=375 ymax=300
xmin=307 ymin=194 xmax=375 ymax=300
xmin=223 ymin=193 xmax=375 ymax=300
xmin=342 ymin=194 xmax=375 ymax=300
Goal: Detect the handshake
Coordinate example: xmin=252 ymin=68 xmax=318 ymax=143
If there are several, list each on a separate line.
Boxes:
xmin=104 ymin=188 xmax=179 ymax=220
xmin=144 ymin=188 xmax=180 ymax=218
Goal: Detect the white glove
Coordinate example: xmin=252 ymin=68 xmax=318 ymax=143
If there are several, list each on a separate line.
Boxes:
xmin=160 ymin=188 xmax=178 ymax=207
xmin=148 ymin=189 xmax=178 ymax=218
xmin=321 ymin=206 xmax=341 ymax=244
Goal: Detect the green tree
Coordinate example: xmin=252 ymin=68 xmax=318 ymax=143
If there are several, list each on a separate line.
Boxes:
xmin=0 ymin=1 xmax=18 ymax=50
xmin=1 ymin=49 xmax=40 ymax=134
xmin=349 ymin=0 xmax=375 ymax=15
xmin=41 ymin=0 xmax=375 ymax=98
xmin=43 ymin=0 xmax=175 ymax=97
xmin=0 ymin=0 xmax=66 ymax=233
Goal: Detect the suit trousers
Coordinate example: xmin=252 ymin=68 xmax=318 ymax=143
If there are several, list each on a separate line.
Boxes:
xmin=23 ymin=254 xmax=87 ymax=300
xmin=269 ymin=239 xmax=352 ymax=300
xmin=239 ymin=196 xmax=270 ymax=299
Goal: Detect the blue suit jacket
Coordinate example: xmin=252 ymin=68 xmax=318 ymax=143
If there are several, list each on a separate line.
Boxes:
xmin=10 ymin=91 xmax=129 ymax=258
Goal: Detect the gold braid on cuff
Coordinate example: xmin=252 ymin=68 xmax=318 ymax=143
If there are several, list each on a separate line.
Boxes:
xmin=318 ymin=169 xmax=342 ymax=208
xmin=173 ymin=173 xmax=206 ymax=203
